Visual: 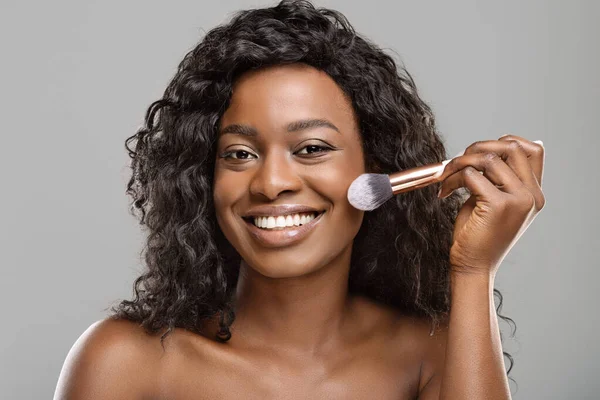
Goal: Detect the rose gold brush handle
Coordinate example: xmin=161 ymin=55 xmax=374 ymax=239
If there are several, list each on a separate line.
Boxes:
xmin=390 ymin=160 xmax=451 ymax=195
xmin=390 ymin=140 xmax=543 ymax=195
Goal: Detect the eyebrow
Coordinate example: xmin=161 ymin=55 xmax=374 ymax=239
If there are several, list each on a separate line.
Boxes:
xmin=219 ymin=118 xmax=340 ymax=136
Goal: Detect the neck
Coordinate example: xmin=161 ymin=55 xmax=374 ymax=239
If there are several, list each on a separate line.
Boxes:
xmin=231 ymin=245 xmax=355 ymax=356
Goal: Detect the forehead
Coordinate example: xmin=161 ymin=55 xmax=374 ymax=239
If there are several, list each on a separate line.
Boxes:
xmin=220 ymin=63 xmax=357 ymax=131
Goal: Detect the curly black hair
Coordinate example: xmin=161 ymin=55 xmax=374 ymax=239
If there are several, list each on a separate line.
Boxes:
xmin=111 ymin=0 xmax=516 ymax=385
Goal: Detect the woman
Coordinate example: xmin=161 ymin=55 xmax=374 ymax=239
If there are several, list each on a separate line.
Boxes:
xmin=54 ymin=1 xmax=545 ymax=399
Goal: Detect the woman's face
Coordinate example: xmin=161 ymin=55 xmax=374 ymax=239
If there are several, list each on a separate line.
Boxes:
xmin=213 ymin=63 xmax=365 ymax=278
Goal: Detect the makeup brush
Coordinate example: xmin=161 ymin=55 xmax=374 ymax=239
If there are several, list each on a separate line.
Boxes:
xmin=348 ymin=140 xmax=544 ymax=211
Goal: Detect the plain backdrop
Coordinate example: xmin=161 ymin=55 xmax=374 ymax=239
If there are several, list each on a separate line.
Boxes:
xmin=1 ymin=0 xmax=598 ymax=398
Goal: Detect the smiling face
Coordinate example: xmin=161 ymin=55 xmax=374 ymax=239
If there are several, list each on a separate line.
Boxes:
xmin=213 ymin=63 xmax=366 ymax=278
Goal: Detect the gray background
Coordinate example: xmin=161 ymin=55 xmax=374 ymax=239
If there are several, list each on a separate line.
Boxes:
xmin=1 ymin=0 xmax=598 ymax=398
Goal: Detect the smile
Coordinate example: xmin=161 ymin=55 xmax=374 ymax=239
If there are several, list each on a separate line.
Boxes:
xmin=248 ymin=212 xmax=321 ymax=230
xmin=242 ymin=211 xmax=326 ymax=248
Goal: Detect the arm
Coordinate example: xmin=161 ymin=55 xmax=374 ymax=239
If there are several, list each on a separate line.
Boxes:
xmin=419 ymin=135 xmax=545 ymax=399
xmin=417 ymin=271 xmax=511 ymax=400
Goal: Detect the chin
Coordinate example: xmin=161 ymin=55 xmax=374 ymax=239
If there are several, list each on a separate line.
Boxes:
xmin=241 ymin=244 xmax=350 ymax=280
xmin=247 ymin=259 xmax=324 ymax=279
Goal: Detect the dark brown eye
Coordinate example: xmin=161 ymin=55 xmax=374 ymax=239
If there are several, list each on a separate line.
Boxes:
xmin=221 ymin=149 xmax=257 ymax=160
xmin=233 ymin=150 xmax=251 ymax=159
xmin=296 ymin=145 xmax=332 ymax=155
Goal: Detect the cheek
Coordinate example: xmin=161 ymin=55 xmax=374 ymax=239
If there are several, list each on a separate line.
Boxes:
xmin=322 ymin=145 xmax=365 ymax=202
xmin=311 ymin=153 xmax=365 ymax=230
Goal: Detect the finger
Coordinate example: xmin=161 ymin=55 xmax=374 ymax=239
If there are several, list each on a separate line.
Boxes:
xmin=499 ymin=134 xmax=545 ymax=186
xmin=439 ymin=165 xmax=499 ymax=200
xmin=439 ymin=152 xmax=524 ymax=195
xmin=461 ymin=138 xmax=540 ymax=193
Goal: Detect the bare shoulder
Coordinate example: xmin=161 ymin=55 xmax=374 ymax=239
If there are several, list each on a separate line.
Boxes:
xmin=53 ymin=318 xmax=163 ymax=400
xmin=406 ymin=314 xmax=449 ymax=396
xmin=372 ymin=301 xmax=449 ymax=396
xmin=351 ymin=296 xmax=449 ymax=391
xmin=352 ymin=295 xmax=448 ymax=345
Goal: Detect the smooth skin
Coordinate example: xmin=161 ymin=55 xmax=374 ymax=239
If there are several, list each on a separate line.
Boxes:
xmin=54 ymin=63 xmax=545 ymax=400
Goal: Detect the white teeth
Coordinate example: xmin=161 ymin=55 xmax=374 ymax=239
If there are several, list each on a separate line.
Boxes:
xmin=251 ymin=212 xmax=319 ymax=230
xmin=276 ymin=216 xmax=286 ymax=228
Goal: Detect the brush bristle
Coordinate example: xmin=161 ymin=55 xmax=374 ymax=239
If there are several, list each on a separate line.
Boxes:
xmin=347 ymin=173 xmax=393 ymax=211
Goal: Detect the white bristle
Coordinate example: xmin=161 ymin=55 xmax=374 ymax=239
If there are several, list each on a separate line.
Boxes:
xmin=347 ymin=173 xmax=393 ymax=211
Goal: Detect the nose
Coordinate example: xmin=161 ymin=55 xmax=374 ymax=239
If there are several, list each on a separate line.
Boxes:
xmin=249 ymin=151 xmax=302 ymax=200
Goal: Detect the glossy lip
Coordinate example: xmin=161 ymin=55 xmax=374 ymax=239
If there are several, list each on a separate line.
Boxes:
xmin=242 ymin=211 xmax=326 ymax=248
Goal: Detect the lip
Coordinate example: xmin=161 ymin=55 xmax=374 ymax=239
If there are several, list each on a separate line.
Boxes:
xmin=243 ymin=211 xmax=326 ymax=248
xmin=242 ymin=204 xmax=322 ymax=218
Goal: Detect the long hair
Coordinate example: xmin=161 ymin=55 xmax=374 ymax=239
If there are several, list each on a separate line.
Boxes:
xmin=111 ymin=0 xmax=516 ymax=383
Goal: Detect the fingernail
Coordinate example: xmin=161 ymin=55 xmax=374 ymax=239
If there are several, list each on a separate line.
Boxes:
xmin=437 ymin=188 xmax=443 ymax=198
xmin=533 ymin=140 xmax=544 ymax=146
xmin=499 ymin=134 xmax=509 ymax=138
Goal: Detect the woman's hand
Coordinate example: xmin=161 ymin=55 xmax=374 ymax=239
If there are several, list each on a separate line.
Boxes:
xmin=436 ymin=135 xmax=546 ymax=278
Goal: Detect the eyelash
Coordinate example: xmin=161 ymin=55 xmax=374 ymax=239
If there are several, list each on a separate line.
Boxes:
xmin=220 ymin=145 xmax=334 ymax=160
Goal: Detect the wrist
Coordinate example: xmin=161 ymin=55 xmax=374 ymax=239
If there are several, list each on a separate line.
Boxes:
xmin=450 ymin=267 xmax=495 ymax=289
xmin=449 ymin=271 xmax=495 ymax=311
xmin=450 ymin=264 xmax=497 ymax=280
